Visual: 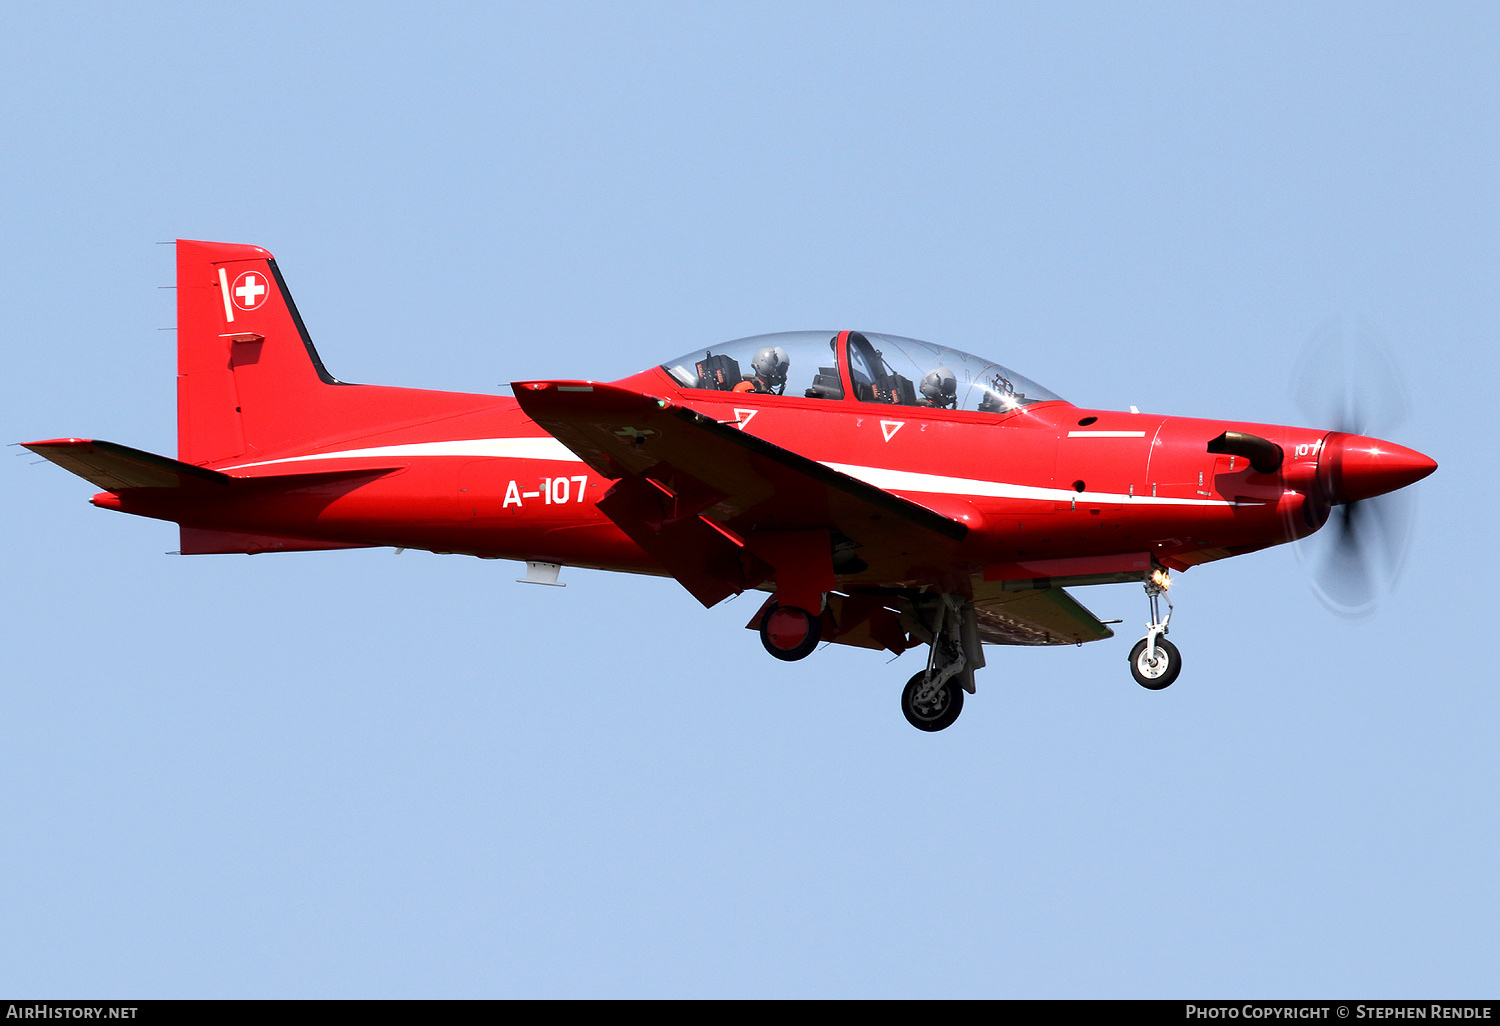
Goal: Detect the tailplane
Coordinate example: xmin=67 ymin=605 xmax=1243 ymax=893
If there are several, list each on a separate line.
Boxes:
xmin=22 ymin=437 xmax=232 ymax=491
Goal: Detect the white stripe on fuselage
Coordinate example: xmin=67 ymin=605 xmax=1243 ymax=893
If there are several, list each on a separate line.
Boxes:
xmin=222 ymin=436 xmax=583 ymax=470
xmin=821 ymin=462 xmax=1256 ymax=507
xmin=221 ymin=437 xmax=1259 ymax=508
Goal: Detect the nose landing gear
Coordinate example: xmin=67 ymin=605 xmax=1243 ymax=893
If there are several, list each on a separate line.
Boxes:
xmin=1129 ymin=635 xmax=1181 ymax=688
xmin=1130 ymin=568 xmax=1182 ymax=689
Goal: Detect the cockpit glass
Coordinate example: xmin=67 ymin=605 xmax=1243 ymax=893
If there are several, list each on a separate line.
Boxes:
xmin=660 ymin=330 xmax=1061 ymax=411
xmin=661 ymin=331 xmax=844 ymax=400
xmin=846 ymin=331 xmax=1061 ymax=412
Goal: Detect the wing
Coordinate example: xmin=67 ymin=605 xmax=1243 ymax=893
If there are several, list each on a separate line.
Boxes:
xmin=744 ymin=580 xmax=1114 ymax=655
xmin=970 ymin=580 xmax=1116 ymax=646
xmin=511 ymin=381 xmax=968 ymax=606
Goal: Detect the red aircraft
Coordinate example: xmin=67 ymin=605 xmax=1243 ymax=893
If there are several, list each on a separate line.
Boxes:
xmin=25 ymin=240 xmax=1437 ymax=730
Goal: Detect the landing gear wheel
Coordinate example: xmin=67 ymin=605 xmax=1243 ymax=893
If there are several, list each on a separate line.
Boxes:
xmin=1129 ymin=637 xmax=1182 ymax=690
xmin=759 ymin=604 xmax=822 ymax=661
xmin=901 ymin=671 xmax=964 ymax=732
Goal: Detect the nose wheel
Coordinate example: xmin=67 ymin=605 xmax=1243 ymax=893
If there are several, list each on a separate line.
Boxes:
xmin=1130 ymin=567 xmax=1182 ymax=689
xmin=1129 ymin=636 xmax=1181 ymax=689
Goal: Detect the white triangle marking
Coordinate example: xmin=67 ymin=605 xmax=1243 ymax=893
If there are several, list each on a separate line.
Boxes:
xmin=880 ymin=420 xmax=905 ymax=442
xmin=733 ymin=408 xmax=758 ymax=430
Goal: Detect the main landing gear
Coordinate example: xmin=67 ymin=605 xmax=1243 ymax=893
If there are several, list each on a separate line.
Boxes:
xmin=900 ymin=594 xmax=982 ymax=732
xmin=755 ymin=591 xmax=984 ymax=732
xmin=1130 ymin=568 xmax=1182 ymax=689
xmin=902 ymin=670 xmax=964 ymax=732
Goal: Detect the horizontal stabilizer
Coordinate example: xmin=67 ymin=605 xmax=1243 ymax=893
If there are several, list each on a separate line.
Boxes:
xmin=23 ymin=438 xmax=231 ymax=492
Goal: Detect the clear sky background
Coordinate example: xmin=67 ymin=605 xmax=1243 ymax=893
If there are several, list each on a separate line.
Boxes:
xmin=1 ymin=2 xmax=1495 ymax=998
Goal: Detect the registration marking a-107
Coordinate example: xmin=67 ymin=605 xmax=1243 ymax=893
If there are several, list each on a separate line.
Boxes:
xmin=503 ymin=475 xmax=591 ymax=508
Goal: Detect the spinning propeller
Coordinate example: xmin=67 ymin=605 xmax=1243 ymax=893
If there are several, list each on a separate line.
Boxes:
xmin=1288 ymin=319 xmax=1431 ymax=618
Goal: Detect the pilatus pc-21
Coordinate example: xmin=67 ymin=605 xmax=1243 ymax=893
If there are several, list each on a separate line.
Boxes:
xmin=25 ymin=240 xmax=1437 ymax=731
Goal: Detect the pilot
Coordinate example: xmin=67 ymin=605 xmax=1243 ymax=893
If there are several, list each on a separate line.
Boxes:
xmin=918 ymin=366 xmax=958 ymax=409
xmin=734 ymin=346 xmax=790 ymax=395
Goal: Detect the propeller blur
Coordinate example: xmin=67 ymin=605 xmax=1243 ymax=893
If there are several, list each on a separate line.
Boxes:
xmin=1290 ymin=318 xmax=1430 ymax=617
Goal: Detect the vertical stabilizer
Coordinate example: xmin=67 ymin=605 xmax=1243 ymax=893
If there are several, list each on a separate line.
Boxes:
xmin=176 ymin=239 xmax=338 ymax=465
xmin=175 ymin=239 xmax=503 ymax=468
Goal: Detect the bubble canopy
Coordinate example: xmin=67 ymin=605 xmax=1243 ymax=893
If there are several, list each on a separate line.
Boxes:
xmin=660 ymin=330 xmax=1063 ymax=412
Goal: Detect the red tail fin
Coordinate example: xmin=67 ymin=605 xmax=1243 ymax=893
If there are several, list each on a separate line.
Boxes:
xmin=175 ymin=240 xmax=501 ymax=467
xmin=177 ymin=240 xmax=332 ymax=464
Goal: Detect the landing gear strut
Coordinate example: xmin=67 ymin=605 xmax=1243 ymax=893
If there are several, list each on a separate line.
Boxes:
xmin=1130 ymin=568 xmax=1181 ymax=689
xmin=900 ymin=593 xmax=983 ymax=731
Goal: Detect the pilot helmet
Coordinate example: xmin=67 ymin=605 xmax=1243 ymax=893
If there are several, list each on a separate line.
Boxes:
xmin=921 ymin=366 xmax=957 ymax=402
xmin=751 ymin=346 xmax=790 ymax=386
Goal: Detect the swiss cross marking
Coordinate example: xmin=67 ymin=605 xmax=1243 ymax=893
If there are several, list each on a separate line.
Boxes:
xmin=231 ymin=271 xmax=268 ymax=311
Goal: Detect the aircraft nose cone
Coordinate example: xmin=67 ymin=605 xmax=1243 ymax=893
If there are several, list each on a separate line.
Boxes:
xmin=1322 ymin=433 xmax=1437 ymax=504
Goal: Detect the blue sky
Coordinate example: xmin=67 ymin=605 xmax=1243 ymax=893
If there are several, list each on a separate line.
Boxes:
xmin=1 ymin=2 xmax=1495 ymax=997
